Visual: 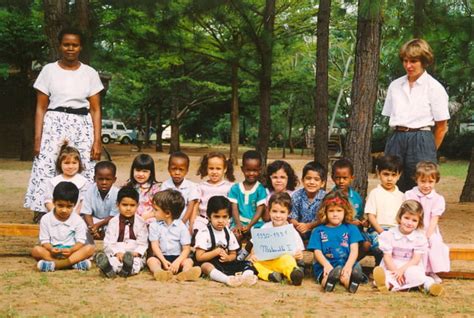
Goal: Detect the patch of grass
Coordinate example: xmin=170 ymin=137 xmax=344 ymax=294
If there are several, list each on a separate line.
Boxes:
xmin=0 ymin=160 xmax=32 ymax=171
xmin=439 ymin=160 xmax=469 ymax=179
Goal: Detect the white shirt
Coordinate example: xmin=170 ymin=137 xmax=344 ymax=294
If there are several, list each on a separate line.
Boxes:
xmin=148 ymin=219 xmax=191 ymax=256
xmin=382 ymin=71 xmax=449 ymax=128
xmin=44 ymin=174 xmax=89 ymax=205
xmin=33 ymin=62 xmax=104 ymax=109
xmin=103 ymin=214 xmax=148 ymax=256
xmin=160 ymin=178 xmax=199 ymax=219
xmin=259 ymin=222 xmax=305 ymax=252
xmin=39 ymin=210 xmax=87 ymax=246
xmin=364 ymin=184 xmax=404 ymax=227
xmin=194 ymin=225 xmax=240 ymax=251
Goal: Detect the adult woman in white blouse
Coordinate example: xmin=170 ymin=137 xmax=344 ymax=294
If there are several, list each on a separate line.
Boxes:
xmin=25 ymin=28 xmax=104 ymax=222
xmin=382 ymin=39 xmax=449 ymax=192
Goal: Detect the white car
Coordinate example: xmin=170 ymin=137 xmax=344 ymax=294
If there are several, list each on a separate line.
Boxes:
xmin=101 ymin=120 xmax=133 ymax=144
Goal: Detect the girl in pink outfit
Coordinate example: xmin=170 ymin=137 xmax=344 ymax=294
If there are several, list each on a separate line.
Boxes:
xmin=190 ymin=152 xmax=235 ymax=232
xmin=404 ymin=161 xmax=450 ymax=282
xmin=373 ymin=200 xmax=444 ymax=296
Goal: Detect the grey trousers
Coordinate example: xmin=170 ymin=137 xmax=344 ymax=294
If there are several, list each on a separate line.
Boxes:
xmin=384 ymin=130 xmax=437 ymax=192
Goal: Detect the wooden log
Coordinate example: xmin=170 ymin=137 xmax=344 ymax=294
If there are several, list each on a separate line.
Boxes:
xmin=449 ymin=244 xmax=474 ymax=261
xmin=0 ymin=223 xmax=39 ymax=237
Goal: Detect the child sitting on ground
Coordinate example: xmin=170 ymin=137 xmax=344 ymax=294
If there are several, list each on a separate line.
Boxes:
xmin=95 ymin=187 xmax=148 ymax=278
xmin=147 ymin=189 xmax=201 ymax=282
xmin=373 ymin=200 xmax=444 ymax=296
xmin=32 ymin=181 xmax=95 ymax=272
xmin=289 ymin=161 xmax=327 ymax=240
xmin=82 ymin=161 xmax=119 ymax=242
xmin=307 ymin=190 xmax=365 ymax=293
xmin=365 ymin=155 xmax=404 ymax=265
xmin=160 ymin=151 xmax=199 ymax=226
xmin=194 ymin=196 xmax=257 ymax=287
xmin=249 ymin=192 xmax=305 ymax=286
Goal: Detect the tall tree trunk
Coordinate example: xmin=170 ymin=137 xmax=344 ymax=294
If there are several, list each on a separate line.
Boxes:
xmin=460 ymin=148 xmax=474 ymax=202
xmin=230 ymin=62 xmax=240 ymax=165
xmin=75 ymin=0 xmax=91 ymax=64
xmin=256 ymin=0 xmax=275 ymax=165
xmin=155 ymin=101 xmax=163 ymax=152
xmin=413 ymin=0 xmax=425 ymax=38
xmin=314 ymin=0 xmax=331 ymax=170
xmin=169 ymin=103 xmax=180 ymax=153
xmin=43 ymin=0 xmax=67 ymax=62
xmin=288 ymin=107 xmax=294 ymax=154
xmin=345 ymin=0 xmax=383 ymax=199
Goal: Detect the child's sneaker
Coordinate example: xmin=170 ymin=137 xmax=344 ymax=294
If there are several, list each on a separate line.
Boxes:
xmin=373 ymin=266 xmax=387 ymax=292
xmin=37 ymin=260 xmax=55 ymax=272
xmin=324 ymin=266 xmax=342 ymax=292
xmin=268 ymin=272 xmax=283 ymax=283
xmin=153 ymin=270 xmax=173 ymax=282
xmin=428 ymin=283 xmax=445 ymax=296
xmin=226 ymin=275 xmax=243 ymax=287
xmin=72 ymin=260 xmax=91 ymax=271
xmin=176 ymin=266 xmax=201 ymax=282
xmin=348 ymin=265 xmax=364 ymax=293
xmin=95 ymin=252 xmax=116 ymax=278
xmin=118 ymin=252 xmax=134 ymax=277
xmin=240 ymin=274 xmax=258 ymax=287
xmin=290 ymin=267 xmax=304 ymax=286
xmin=236 ymin=249 xmax=249 ymax=261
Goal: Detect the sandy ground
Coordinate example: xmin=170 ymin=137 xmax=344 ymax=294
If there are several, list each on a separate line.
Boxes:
xmin=1 ymin=144 xmax=473 ymax=317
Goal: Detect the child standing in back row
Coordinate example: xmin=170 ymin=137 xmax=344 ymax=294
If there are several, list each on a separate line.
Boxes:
xmin=160 ymin=151 xmax=199 ymax=226
xmin=191 ymin=152 xmax=235 ymax=232
xmin=404 ymin=161 xmax=450 ymax=282
xmin=289 ymin=161 xmax=327 ymax=240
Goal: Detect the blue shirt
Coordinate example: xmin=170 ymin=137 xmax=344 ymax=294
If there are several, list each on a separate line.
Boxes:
xmin=81 ymin=184 xmax=119 ymax=219
xmin=228 ymin=181 xmax=267 ymax=228
xmin=332 ymin=186 xmax=364 ymax=220
xmin=290 ymin=188 xmax=326 ymax=223
xmin=148 ymin=219 xmax=191 ymax=256
xmin=308 ymin=223 xmax=363 ymax=274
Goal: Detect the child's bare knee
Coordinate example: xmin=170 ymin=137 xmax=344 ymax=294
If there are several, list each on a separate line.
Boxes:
xmin=201 ymin=262 xmax=214 ymax=275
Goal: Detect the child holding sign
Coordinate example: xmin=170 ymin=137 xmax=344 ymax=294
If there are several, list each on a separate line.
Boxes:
xmin=249 ymin=192 xmax=305 ymax=286
xmin=307 ymin=190 xmax=365 ymax=293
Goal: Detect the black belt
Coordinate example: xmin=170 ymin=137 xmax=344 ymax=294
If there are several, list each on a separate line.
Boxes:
xmin=394 ymin=126 xmax=431 ymax=132
xmin=48 ymin=107 xmax=89 ymax=115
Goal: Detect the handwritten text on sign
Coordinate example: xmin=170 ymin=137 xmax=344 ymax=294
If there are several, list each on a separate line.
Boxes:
xmin=251 ymin=224 xmax=297 ymax=261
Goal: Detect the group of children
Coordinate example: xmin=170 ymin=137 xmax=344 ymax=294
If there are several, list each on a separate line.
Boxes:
xmin=32 ymin=143 xmax=449 ymax=296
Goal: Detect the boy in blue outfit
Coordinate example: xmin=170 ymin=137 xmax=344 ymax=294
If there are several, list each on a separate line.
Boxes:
xmin=82 ymin=161 xmax=119 ymax=241
xmin=289 ymin=161 xmax=327 ymax=240
xmin=32 ymin=181 xmax=95 ymax=272
xmin=229 ymin=150 xmax=267 ymax=239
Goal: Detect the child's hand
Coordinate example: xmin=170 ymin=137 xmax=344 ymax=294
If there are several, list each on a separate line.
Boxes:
xmin=340 ymin=265 xmax=353 ymax=285
xmin=294 ymin=250 xmax=304 ymax=260
xmin=241 ymin=225 xmax=250 ymax=233
xmin=51 ymin=247 xmax=62 ymax=256
xmin=169 ymin=260 xmax=181 ymax=274
xmin=351 ymin=219 xmax=363 ymax=227
xmin=248 ymin=254 xmax=258 ymax=263
xmin=116 ymin=252 xmax=124 ymax=262
xmin=361 ymin=219 xmax=369 ymax=227
xmin=218 ymin=249 xmax=230 ymax=262
xmin=60 ymin=248 xmax=72 ymax=257
xmin=297 ymin=223 xmax=312 ymax=234
xmin=162 ymin=259 xmax=172 ymax=270
xmin=391 ymin=268 xmax=406 ymax=285
xmin=323 ymin=264 xmax=334 ymax=277
xmin=232 ymin=225 xmax=243 ymax=236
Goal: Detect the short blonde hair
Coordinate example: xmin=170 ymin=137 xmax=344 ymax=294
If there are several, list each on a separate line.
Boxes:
xmin=396 ymin=200 xmax=424 ymax=229
xmin=399 ymin=38 xmax=434 ymax=67
xmin=415 ymin=161 xmax=440 ymax=183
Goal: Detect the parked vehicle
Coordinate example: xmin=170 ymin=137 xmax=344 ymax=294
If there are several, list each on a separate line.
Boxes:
xmin=101 ymin=120 xmax=134 ymax=144
xmin=130 ymin=126 xmax=171 ymax=142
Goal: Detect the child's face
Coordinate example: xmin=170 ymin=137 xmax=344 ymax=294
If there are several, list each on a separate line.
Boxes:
xmin=378 ymin=169 xmax=400 ymax=191
xmin=210 ymin=208 xmax=230 ymax=231
xmin=332 ymin=167 xmax=354 ymax=192
xmin=207 ymin=157 xmax=226 ymax=184
xmin=269 ymin=203 xmax=289 ymax=227
xmin=133 ymin=168 xmax=151 ymax=185
xmin=302 ymin=170 xmax=325 ymax=195
xmin=270 ymin=168 xmax=288 ymax=193
xmin=399 ymin=212 xmax=420 ymax=235
xmin=53 ymin=200 xmax=75 ymax=222
xmin=118 ymin=197 xmax=138 ymax=218
xmin=326 ymin=205 xmax=345 ymax=227
xmin=153 ymin=203 xmax=169 ymax=221
xmin=168 ymin=157 xmax=189 ymax=186
xmin=95 ymin=168 xmax=116 ymax=193
xmin=61 ymin=155 xmax=80 ymax=178
xmin=241 ymin=158 xmax=262 ymax=184
xmin=417 ymin=176 xmax=436 ymax=195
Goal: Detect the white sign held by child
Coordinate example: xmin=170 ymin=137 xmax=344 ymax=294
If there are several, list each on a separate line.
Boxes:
xmin=251 ymin=224 xmax=297 ymax=261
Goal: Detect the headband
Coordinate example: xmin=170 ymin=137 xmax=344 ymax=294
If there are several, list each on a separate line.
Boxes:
xmin=325 ymin=197 xmax=346 ymax=205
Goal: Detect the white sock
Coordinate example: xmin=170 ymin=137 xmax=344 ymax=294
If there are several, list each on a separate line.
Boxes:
xmin=423 ymin=276 xmax=435 ymax=292
xmin=242 ymin=269 xmax=254 ymax=277
xmin=209 ymin=269 xmax=229 ymax=284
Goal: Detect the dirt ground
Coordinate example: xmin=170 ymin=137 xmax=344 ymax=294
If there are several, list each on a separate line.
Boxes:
xmin=1 ymin=144 xmax=473 ymax=317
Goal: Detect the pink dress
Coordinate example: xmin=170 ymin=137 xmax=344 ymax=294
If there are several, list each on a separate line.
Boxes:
xmin=379 ymin=227 xmax=432 ymax=291
xmin=194 ymin=180 xmax=233 ymax=231
xmin=404 ymin=187 xmax=450 ymax=273
xmin=135 ymin=182 xmax=161 ymax=224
